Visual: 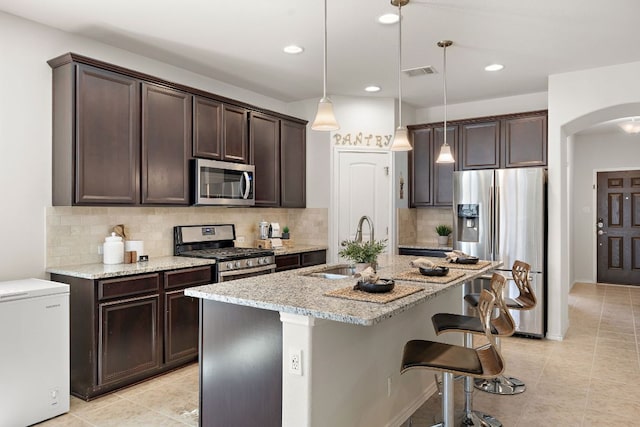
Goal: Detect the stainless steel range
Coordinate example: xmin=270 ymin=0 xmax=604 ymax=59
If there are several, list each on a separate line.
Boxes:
xmin=174 ymin=224 xmax=275 ymax=282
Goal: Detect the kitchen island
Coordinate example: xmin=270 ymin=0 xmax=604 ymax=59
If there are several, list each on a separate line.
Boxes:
xmin=185 ymin=254 xmax=500 ymax=427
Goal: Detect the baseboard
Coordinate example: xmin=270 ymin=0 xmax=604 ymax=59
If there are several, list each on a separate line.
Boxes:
xmin=385 ymin=382 xmax=438 ymax=427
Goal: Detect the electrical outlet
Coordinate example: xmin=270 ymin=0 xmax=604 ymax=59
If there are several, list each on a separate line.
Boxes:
xmin=289 ymin=349 xmax=302 ymax=376
xmin=236 ymin=236 xmax=245 ymax=243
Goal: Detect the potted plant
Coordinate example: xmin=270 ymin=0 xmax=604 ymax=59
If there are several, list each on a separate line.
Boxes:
xmin=282 ymin=226 xmax=290 ymax=239
xmin=338 ymin=238 xmax=387 ymax=271
xmin=435 ymin=224 xmax=452 ymax=246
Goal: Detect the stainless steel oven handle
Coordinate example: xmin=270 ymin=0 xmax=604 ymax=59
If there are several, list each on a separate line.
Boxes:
xmin=218 ymin=264 xmax=275 ymax=278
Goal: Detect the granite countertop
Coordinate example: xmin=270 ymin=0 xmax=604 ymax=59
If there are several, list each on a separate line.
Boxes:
xmin=186 ymin=254 xmax=501 ymax=326
xmin=398 ymin=241 xmax=453 ymax=251
xmin=46 ymin=256 xmax=216 ymax=280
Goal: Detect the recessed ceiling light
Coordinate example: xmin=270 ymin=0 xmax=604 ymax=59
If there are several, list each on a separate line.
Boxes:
xmin=365 ymin=85 xmax=381 ymax=93
xmin=485 ymin=63 xmax=504 ymax=72
xmin=378 ymin=13 xmax=399 ymax=24
xmin=283 ymin=45 xmax=304 ymax=54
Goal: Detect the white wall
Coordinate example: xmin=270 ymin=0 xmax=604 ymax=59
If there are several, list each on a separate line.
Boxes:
xmin=571 ymin=130 xmax=640 ymax=283
xmin=416 ymin=91 xmax=548 ymax=123
xmin=0 ymin=12 xmax=291 ymax=281
xmin=548 ymin=60 xmax=640 ymax=340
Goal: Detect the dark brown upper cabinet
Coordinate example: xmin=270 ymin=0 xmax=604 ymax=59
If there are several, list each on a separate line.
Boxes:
xmin=193 ymin=96 xmax=223 ymax=159
xmin=249 ymin=113 xmax=307 ymax=208
xmin=459 ymin=120 xmax=501 ymax=170
xmin=52 ymin=64 xmax=141 ymax=205
xmin=408 ymin=125 xmax=457 ymax=207
xmin=49 ymin=53 xmax=306 ymax=207
xmin=409 ymin=127 xmax=433 ymax=207
xmin=280 ymin=120 xmax=306 ymax=208
xmin=222 ymin=105 xmax=249 ymax=163
xmin=458 ymin=111 xmax=547 ymax=170
xmin=141 ymin=83 xmax=192 ymax=205
xmin=503 ymin=113 xmax=547 ymax=168
xmin=432 ymin=125 xmax=458 ymax=206
xmin=250 ymin=112 xmax=281 ymax=207
xmin=193 ymin=97 xmax=249 ymax=164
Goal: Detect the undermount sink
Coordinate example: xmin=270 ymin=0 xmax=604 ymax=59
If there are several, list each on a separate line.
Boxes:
xmin=303 ymin=265 xmax=356 ymax=280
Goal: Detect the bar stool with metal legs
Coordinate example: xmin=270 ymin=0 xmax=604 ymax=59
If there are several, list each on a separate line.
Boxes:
xmin=401 ymin=286 xmax=505 ymax=427
xmin=465 ymin=260 xmax=535 ymax=395
xmin=430 ymin=273 xmax=513 ymax=427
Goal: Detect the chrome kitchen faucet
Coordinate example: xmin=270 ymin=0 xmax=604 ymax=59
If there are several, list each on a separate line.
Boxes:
xmin=354 ymin=215 xmax=374 ymax=243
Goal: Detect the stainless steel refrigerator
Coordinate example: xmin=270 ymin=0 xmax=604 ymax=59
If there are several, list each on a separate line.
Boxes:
xmin=453 ymin=167 xmax=546 ymax=337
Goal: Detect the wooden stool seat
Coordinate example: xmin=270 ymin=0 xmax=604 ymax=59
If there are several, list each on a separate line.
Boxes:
xmin=401 ymin=288 xmax=505 ymax=427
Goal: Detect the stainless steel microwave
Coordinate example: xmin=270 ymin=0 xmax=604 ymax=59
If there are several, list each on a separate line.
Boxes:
xmin=193 ymin=159 xmax=255 ymax=206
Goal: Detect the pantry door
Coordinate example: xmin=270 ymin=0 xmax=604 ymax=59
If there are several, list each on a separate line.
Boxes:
xmin=335 ymin=150 xmax=391 ymax=261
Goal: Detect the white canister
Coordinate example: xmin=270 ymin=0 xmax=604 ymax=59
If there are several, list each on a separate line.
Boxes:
xmin=103 ymin=232 xmax=124 ymax=264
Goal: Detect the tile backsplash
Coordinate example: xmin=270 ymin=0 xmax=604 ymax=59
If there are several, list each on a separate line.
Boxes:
xmin=46 ymin=207 xmax=328 ymax=267
xmin=398 ymin=207 xmax=454 ymax=245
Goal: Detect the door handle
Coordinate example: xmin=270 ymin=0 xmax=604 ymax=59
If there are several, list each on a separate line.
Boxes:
xmin=597 ymin=230 xmax=606 ymax=235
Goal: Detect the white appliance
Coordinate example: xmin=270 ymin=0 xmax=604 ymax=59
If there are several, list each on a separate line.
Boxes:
xmin=0 ymin=279 xmax=70 ymax=426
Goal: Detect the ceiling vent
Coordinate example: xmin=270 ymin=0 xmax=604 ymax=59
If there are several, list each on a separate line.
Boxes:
xmin=403 ymin=65 xmax=437 ymax=77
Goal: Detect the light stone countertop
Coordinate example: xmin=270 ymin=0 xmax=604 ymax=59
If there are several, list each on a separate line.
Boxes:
xmin=398 ymin=241 xmax=453 ymax=251
xmin=46 ymin=256 xmax=216 ymax=280
xmin=185 ymin=254 xmax=501 ymax=326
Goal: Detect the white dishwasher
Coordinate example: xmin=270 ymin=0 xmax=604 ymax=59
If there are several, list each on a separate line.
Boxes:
xmin=0 ymin=279 xmax=70 ymax=426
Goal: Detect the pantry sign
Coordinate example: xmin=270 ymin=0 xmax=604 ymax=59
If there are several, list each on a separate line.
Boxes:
xmin=333 ymin=132 xmax=393 ymax=148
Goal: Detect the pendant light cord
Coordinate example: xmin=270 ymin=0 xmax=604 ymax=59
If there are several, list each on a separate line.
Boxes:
xmin=397 ymin=2 xmax=403 ymax=126
xmin=443 ymin=42 xmax=448 ymax=146
xmin=323 ymin=0 xmax=328 ymax=99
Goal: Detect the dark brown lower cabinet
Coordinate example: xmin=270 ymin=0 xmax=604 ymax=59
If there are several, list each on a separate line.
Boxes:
xmin=51 ymin=264 xmax=212 ymax=400
xmin=165 ymin=289 xmax=199 ymax=365
xmin=275 ymin=249 xmax=327 ymax=272
xmin=99 ymin=295 xmax=160 ymax=385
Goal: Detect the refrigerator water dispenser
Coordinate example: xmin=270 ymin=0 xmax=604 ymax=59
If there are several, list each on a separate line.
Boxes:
xmin=457 ymin=204 xmax=479 ymax=242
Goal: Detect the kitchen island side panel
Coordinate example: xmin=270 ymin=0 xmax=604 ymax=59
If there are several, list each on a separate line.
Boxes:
xmin=200 ymin=299 xmax=282 ymax=427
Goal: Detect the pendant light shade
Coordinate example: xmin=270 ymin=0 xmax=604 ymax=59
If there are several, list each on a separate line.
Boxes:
xmin=436 ymin=40 xmax=455 ymax=163
xmin=391 ymin=126 xmax=412 ymax=151
xmin=311 ymin=0 xmax=339 ymax=131
xmin=312 ymin=97 xmax=339 ymax=130
xmin=389 ymin=0 xmax=412 ymax=151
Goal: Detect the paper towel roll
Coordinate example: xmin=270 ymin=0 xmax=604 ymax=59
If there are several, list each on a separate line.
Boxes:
xmin=125 ymin=240 xmax=145 ymax=257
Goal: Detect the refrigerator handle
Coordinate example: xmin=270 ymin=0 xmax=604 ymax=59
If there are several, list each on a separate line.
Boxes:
xmin=495 ymin=185 xmax=500 ymax=258
xmin=489 ymin=186 xmax=494 ymax=259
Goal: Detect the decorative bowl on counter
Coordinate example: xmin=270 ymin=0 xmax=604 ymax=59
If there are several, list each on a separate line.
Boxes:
xmin=353 ymin=279 xmax=395 ymax=293
xmin=419 ymin=266 xmax=449 ymax=277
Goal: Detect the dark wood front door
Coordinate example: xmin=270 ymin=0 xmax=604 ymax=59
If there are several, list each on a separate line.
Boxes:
xmin=597 ymin=170 xmax=640 ymax=285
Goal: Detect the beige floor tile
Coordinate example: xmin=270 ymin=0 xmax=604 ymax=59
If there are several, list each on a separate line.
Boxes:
xmin=36 ymin=413 xmax=94 ymax=426
xmin=129 ymin=386 xmax=199 ymax=426
xmin=75 ymin=399 xmax=186 ymax=427
xmin=68 ymin=394 xmax=124 ymax=416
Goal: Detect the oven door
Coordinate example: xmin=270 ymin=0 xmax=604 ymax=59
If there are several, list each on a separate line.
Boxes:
xmin=217 ymin=264 xmax=276 ymax=282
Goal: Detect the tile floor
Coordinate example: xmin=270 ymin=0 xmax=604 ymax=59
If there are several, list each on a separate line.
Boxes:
xmin=38 ymin=282 xmax=640 ymax=426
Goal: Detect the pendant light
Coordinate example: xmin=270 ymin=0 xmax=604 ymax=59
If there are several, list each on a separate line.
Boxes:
xmin=389 ymin=0 xmax=412 ymax=151
xmin=311 ymin=0 xmax=340 ymax=131
xmin=435 ymin=40 xmax=455 ymax=163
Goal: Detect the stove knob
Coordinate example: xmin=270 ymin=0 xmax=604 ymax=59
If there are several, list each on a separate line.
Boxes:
xmin=247 ymin=260 xmax=253 ymax=267
xmin=226 ymin=262 xmax=233 ymax=269
xmin=235 ymin=261 xmax=241 ymax=268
